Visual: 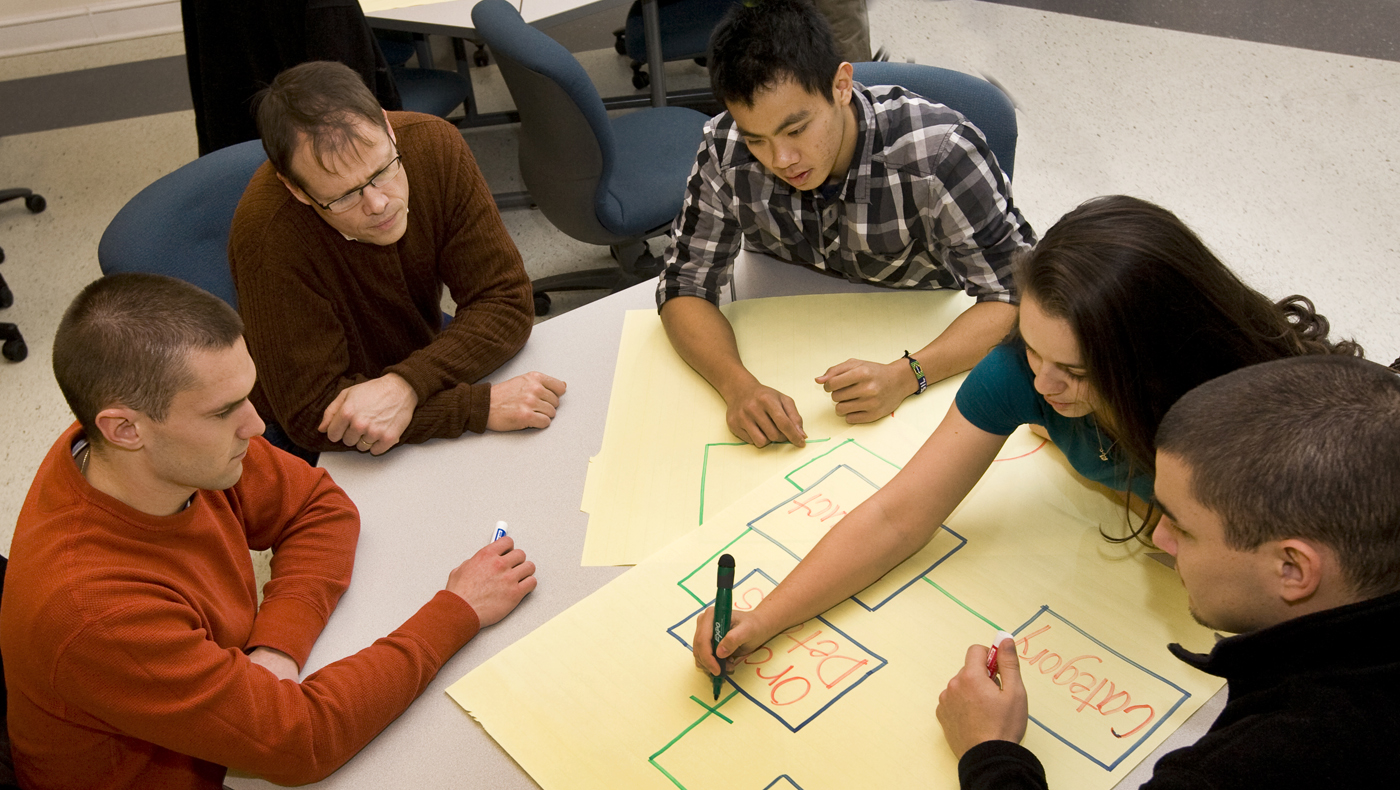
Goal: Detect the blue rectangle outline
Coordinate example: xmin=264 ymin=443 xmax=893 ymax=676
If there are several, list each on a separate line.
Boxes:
xmin=666 ymin=568 xmax=889 ymax=733
xmin=1013 ymin=605 xmax=1193 ymax=771
xmin=741 ymin=464 xmax=968 ymax=611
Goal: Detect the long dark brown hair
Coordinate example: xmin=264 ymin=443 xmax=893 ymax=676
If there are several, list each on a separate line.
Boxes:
xmin=1016 ymin=195 xmax=1363 ymax=540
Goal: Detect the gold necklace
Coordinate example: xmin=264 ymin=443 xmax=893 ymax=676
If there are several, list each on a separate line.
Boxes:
xmin=1092 ymin=418 xmax=1117 ymax=462
xmin=78 ymin=444 xmax=91 ymax=476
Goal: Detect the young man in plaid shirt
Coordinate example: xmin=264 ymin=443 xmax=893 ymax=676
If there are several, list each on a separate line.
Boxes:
xmin=658 ymin=0 xmax=1035 ymax=448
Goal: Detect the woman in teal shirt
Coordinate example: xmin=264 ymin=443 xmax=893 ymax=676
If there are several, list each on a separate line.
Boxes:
xmin=693 ymin=194 xmax=1362 ymax=672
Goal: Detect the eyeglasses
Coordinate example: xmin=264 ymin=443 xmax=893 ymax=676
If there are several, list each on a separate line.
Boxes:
xmin=310 ymin=150 xmax=403 ymax=214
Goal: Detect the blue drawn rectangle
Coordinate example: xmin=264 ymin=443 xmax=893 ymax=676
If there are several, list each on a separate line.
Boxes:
xmin=667 ymin=569 xmax=887 ymax=733
xmin=1013 ymin=606 xmax=1191 ymax=771
xmin=743 ymin=465 xmax=967 ymax=611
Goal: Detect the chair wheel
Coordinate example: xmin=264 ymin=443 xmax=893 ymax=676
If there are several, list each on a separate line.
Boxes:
xmin=25 ymin=194 xmax=45 ymax=213
xmin=0 ymin=283 xmax=12 ymax=309
xmin=473 ymin=49 xmax=489 ymax=67
xmin=632 ymin=70 xmax=650 ymax=90
xmin=0 ymin=245 xmax=5 ymax=264
xmin=614 ymin=29 xmax=627 ymax=55
xmin=3 ymin=336 xmax=26 ymax=362
xmin=533 ymin=292 xmax=552 ymax=317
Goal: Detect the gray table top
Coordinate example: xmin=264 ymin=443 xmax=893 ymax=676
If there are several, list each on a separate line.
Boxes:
xmin=226 ymin=259 xmax=1222 ymax=789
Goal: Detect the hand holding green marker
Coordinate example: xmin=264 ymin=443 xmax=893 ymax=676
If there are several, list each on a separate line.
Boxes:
xmin=711 ymin=554 xmax=735 ymax=700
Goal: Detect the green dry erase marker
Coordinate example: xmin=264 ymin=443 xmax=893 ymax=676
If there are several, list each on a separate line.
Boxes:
xmin=712 ymin=554 xmax=735 ymax=700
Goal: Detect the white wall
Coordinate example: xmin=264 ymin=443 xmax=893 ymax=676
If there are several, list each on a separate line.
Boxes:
xmin=0 ymin=0 xmax=180 ymax=58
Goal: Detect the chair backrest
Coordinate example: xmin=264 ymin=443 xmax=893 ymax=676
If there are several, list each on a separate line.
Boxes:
xmin=471 ymin=0 xmax=625 ymax=246
xmin=851 ymin=62 xmax=1017 ymax=180
xmin=97 ymin=140 xmax=268 ymax=308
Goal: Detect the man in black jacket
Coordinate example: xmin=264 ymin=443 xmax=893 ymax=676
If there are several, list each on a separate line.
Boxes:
xmin=937 ymin=354 xmax=1400 ymax=789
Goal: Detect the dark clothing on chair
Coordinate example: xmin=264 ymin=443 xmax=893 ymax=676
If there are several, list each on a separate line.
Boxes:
xmin=958 ymin=589 xmax=1400 ymax=789
xmin=181 ymin=0 xmax=402 ymax=155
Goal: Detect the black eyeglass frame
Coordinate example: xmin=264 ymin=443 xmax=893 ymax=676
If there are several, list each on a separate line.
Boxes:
xmin=307 ymin=149 xmax=404 ymax=213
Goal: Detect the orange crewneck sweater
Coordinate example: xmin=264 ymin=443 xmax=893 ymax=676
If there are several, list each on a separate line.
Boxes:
xmin=1 ymin=424 xmax=480 ymax=788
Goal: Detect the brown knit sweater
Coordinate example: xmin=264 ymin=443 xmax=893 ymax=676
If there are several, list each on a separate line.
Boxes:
xmin=229 ymin=111 xmax=532 ymax=452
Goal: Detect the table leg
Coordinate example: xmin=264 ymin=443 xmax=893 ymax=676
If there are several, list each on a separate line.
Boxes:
xmin=641 ymin=0 xmax=666 ymax=107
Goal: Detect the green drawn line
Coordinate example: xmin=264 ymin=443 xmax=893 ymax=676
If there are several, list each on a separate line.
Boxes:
xmin=698 ymin=441 xmax=747 ymax=525
xmin=922 ymin=576 xmax=1000 ymax=630
xmin=784 ymin=438 xmax=900 ymax=489
xmin=698 ymin=438 xmax=833 ymax=522
xmin=649 ymin=689 xmax=741 ymax=790
xmin=688 ymin=695 xmax=734 ymax=724
xmin=676 ymin=529 xmax=753 ymax=606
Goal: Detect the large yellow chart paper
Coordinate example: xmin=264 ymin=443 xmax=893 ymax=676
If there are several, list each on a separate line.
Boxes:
xmin=581 ymin=291 xmax=975 ymax=566
xmin=453 ymin=419 xmax=1224 ymax=790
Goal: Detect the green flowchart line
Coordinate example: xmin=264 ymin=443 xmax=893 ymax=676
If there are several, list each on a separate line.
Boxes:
xmin=650 ymin=689 xmax=742 ymax=790
xmin=922 ymin=576 xmax=1001 ymax=631
xmin=677 ymin=528 xmax=754 ymax=606
xmin=697 ymin=437 xmax=834 ymax=524
xmin=783 ymin=438 xmax=900 ymax=489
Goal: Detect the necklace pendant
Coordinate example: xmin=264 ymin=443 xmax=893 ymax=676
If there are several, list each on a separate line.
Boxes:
xmin=1099 ymin=449 xmax=1109 ymax=461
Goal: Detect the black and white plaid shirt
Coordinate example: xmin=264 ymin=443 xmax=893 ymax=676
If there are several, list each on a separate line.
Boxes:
xmin=657 ymin=83 xmax=1035 ymax=307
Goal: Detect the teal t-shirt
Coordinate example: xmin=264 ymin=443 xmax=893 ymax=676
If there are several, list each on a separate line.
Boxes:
xmin=954 ymin=344 xmax=1155 ymax=502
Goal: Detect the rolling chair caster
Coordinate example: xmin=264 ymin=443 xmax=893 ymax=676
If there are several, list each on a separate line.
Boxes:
xmin=631 ymin=64 xmax=649 ymax=90
xmin=473 ymin=44 xmax=490 ymax=67
xmin=534 ymin=292 xmax=552 ymax=317
xmin=1 ymin=324 xmax=25 ymax=362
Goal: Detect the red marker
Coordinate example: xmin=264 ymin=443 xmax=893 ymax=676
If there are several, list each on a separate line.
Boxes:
xmin=986 ymin=631 xmax=1015 ymax=678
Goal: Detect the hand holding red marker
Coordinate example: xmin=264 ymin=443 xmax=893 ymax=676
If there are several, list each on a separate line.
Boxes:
xmin=985 ymin=631 xmax=1015 ymax=679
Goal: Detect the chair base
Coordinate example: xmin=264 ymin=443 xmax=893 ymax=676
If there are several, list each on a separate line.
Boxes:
xmin=1 ymin=323 xmax=25 ymax=362
xmin=0 ymin=189 xmax=45 ymax=214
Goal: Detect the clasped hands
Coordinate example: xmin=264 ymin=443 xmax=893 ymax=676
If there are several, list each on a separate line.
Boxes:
xmin=724 ymin=357 xmax=918 ymax=448
xmin=321 ymin=371 xmax=568 ymax=454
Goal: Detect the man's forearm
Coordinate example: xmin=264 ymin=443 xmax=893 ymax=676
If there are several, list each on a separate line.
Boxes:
xmin=910 ymin=300 xmax=1017 ymax=385
xmin=660 ymin=296 xmax=759 ymax=400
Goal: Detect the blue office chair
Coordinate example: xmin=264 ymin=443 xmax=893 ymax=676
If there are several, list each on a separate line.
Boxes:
xmin=376 ymin=35 xmax=473 ymax=120
xmin=472 ymin=0 xmax=709 ymax=316
xmin=97 ymin=139 xmax=267 ymax=308
xmin=852 ymin=62 xmax=1017 ymax=180
xmin=615 ymin=0 xmax=741 ymax=90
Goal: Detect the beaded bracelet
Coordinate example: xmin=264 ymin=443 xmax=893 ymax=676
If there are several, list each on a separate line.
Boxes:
xmin=903 ymin=350 xmax=928 ymax=395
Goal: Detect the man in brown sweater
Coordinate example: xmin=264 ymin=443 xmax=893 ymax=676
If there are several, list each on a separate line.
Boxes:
xmin=230 ymin=61 xmax=565 ymax=459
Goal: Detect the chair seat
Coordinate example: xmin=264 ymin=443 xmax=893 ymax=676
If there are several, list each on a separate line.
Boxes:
xmin=623 ymin=0 xmax=739 ymax=62
xmin=392 ymin=66 xmax=471 ymax=118
xmin=598 ymin=106 xmax=709 ymax=235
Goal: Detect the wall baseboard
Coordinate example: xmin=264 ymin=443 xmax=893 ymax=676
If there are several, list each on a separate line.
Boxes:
xmin=0 ymin=0 xmax=181 ymax=59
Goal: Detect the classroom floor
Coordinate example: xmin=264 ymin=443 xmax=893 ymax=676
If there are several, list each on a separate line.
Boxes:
xmin=2 ymin=0 xmax=1398 ymax=555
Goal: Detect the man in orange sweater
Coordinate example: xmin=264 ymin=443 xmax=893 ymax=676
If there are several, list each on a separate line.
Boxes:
xmin=0 ymin=273 xmax=538 ymax=789
xmin=230 ymin=61 xmax=566 ymax=461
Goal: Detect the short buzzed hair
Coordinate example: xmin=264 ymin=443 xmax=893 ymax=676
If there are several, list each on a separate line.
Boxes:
xmin=1156 ymin=356 xmax=1400 ymax=597
xmin=53 ymin=274 xmax=244 ymax=441
xmin=254 ymin=60 xmax=388 ymax=186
